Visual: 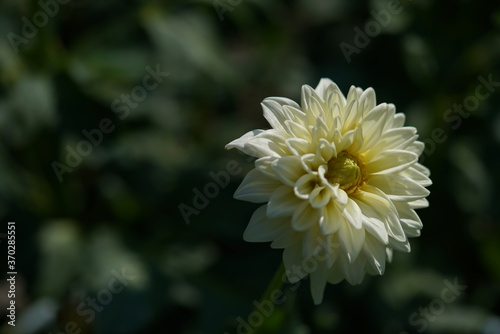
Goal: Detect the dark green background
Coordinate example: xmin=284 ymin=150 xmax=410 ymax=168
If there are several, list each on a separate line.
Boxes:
xmin=0 ymin=0 xmax=499 ymax=333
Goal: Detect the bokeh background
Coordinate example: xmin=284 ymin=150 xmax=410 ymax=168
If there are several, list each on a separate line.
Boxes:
xmin=0 ymin=0 xmax=499 ymax=333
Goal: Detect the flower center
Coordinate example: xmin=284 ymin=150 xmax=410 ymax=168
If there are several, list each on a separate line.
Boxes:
xmin=325 ymin=151 xmax=365 ymax=194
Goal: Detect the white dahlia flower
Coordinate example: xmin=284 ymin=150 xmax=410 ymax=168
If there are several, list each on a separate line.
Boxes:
xmin=226 ymin=78 xmax=431 ymax=304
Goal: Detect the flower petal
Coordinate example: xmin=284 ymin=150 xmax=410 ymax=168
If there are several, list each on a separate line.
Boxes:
xmin=283 ymin=245 xmax=307 ymax=283
xmin=365 ymin=150 xmax=418 ymax=175
xmin=272 ymin=155 xmax=305 ymax=186
xmin=319 ymin=201 xmax=343 ymax=235
xmin=338 ymin=220 xmax=365 ymax=263
xmin=243 ymin=205 xmax=289 ymax=242
xmin=234 ymin=168 xmax=282 ymax=203
xmin=292 ymin=201 xmax=318 ymax=231
xmin=267 ymin=185 xmax=302 ymax=218
xmin=310 ymin=264 xmax=329 ymax=305
xmin=294 ymin=173 xmax=318 ymax=199
xmin=369 ymin=174 xmax=430 ymax=201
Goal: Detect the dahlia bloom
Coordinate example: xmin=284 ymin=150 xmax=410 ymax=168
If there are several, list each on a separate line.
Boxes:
xmin=226 ymin=79 xmax=431 ymax=304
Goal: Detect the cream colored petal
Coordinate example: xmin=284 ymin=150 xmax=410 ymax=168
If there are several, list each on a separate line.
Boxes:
xmin=286 ymin=137 xmax=313 ymax=156
xmin=343 ymin=198 xmax=363 ymax=229
xmin=294 ymin=173 xmax=318 ymax=199
xmin=254 ymin=156 xmax=279 ymax=178
xmin=234 ymin=168 xmax=282 ymax=203
xmin=317 ymin=138 xmax=337 ymax=162
xmin=338 ymin=220 xmax=365 ymax=263
xmin=363 ymin=235 xmax=386 ymax=275
xmin=283 ymin=245 xmax=307 ymax=283
xmin=300 ymin=153 xmax=325 ymax=174
xmin=302 ymin=85 xmax=325 ymax=119
xmin=272 ymin=155 xmax=306 ymax=186
xmin=393 ymin=201 xmax=423 ymax=236
xmin=261 ymin=99 xmax=289 ymax=133
xmin=366 ymin=127 xmax=417 ymax=160
xmin=319 ymin=201 xmax=343 ymax=235
xmin=292 ymin=201 xmax=318 ymax=231
xmin=302 ymin=224 xmax=321 ymax=257
xmin=412 ymin=162 xmax=431 ymax=177
xmin=243 ymin=205 xmax=289 ymax=242
xmin=392 ymin=112 xmax=406 ymax=128
xmin=388 ymin=238 xmax=411 ymax=252
xmin=310 ymin=264 xmax=329 ymax=305
xmin=358 ymin=87 xmax=376 ymax=116
xmin=401 ymin=167 xmax=432 ymax=187
xmin=267 ymin=185 xmax=303 ymax=218
xmin=342 ymin=100 xmax=359 ymax=133
xmin=309 ymin=186 xmax=331 ymax=209
xmin=356 ymin=185 xmax=406 ymax=242
xmin=338 ymin=254 xmax=366 ymax=285
xmin=358 ymin=103 xmax=391 ymax=150
xmin=407 ymin=141 xmax=425 ymax=156
xmin=352 ymin=198 xmax=389 ymax=244
xmin=368 ymin=174 xmax=430 ymax=201
xmin=314 ymin=78 xmax=337 ymax=99
xmin=225 ymin=129 xmax=264 ymax=157
xmin=270 ymin=230 xmax=299 ymax=249
xmin=244 ymin=130 xmax=289 ymax=157
xmin=284 ymin=119 xmax=311 ymax=140
xmin=365 ymin=150 xmax=418 ymax=175
xmin=408 ymin=198 xmax=429 ymax=209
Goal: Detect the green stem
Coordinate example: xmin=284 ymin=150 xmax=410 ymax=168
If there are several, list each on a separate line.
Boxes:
xmin=253 ymin=263 xmax=286 ymax=334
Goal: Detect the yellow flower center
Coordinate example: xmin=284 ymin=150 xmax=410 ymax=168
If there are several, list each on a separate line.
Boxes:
xmin=325 ymin=151 xmax=365 ymax=194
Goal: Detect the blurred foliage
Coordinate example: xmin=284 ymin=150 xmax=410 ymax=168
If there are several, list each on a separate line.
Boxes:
xmin=0 ymin=0 xmax=499 ymax=333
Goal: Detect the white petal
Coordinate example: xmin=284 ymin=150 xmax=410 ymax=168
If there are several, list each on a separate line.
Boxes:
xmin=309 ymin=186 xmax=331 ymax=209
xmin=271 ymin=230 xmax=299 ymax=249
xmin=344 ymin=198 xmax=363 ymax=229
xmin=317 ymin=138 xmax=337 ymax=162
xmin=392 ymin=113 xmax=406 ymax=128
xmin=310 ymin=264 xmax=329 ymax=305
xmin=363 ymin=235 xmax=387 ymax=275
xmin=243 ymin=205 xmax=289 ymax=242
xmin=283 ymin=245 xmax=307 ymax=283
xmin=393 ymin=201 xmax=423 ymax=235
xmin=358 ymin=103 xmax=391 ymax=150
xmin=291 ymin=201 xmax=318 ymax=231
xmin=338 ymin=254 xmax=366 ymax=284
xmin=285 ymin=119 xmax=311 ymax=140
xmin=234 ymin=168 xmax=282 ymax=203
xmin=368 ymin=174 xmax=430 ymax=201
xmin=353 ymin=198 xmax=389 ymax=244
xmin=408 ymin=198 xmax=429 ymax=209
xmin=314 ymin=78 xmax=337 ymax=99
xmin=365 ymin=127 xmax=417 ymax=160
xmin=319 ymin=201 xmax=343 ymax=235
xmin=338 ymin=221 xmax=365 ymax=263
xmin=413 ymin=162 xmax=431 ymax=177
xmin=388 ymin=238 xmax=411 ymax=252
xmin=267 ymin=185 xmax=302 ymax=218
xmin=225 ymin=129 xmax=264 ymax=156
xmin=356 ymin=186 xmax=406 ymax=242
xmin=302 ymin=224 xmax=320 ymax=257
xmin=401 ymin=167 xmax=432 ymax=187
xmin=286 ymin=138 xmax=313 ymax=156
xmin=254 ymin=156 xmax=278 ymax=178
xmin=261 ymin=99 xmax=289 ymax=133
xmin=294 ymin=173 xmax=318 ymax=199
xmin=407 ymin=141 xmax=425 ymax=156
xmin=365 ymin=150 xmax=418 ymax=175
xmin=244 ymin=130 xmax=289 ymax=157
xmin=358 ymin=87 xmax=376 ymax=116
xmin=272 ymin=155 xmax=305 ymax=186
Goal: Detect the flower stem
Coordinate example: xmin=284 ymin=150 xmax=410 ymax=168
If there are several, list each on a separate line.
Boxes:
xmin=252 ymin=263 xmax=286 ymax=334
